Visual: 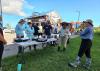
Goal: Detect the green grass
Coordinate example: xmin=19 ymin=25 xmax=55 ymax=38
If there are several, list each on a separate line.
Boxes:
xmin=2 ymin=33 xmax=100 ymax=71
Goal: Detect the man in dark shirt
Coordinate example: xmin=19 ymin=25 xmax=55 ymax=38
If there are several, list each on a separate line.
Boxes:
xmin=0 ymin=28 xmax=7 ymax=70
xmin=32 ymin=23 xmax=39 ymax=36
xmin=43 ymin=21 xmax=52 ymax=38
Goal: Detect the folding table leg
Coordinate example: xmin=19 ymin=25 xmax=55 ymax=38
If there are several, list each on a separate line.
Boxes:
xmin=33 ymin=45 xmax=37 ymax=51
xmin=21 ymin=47 xmax=25 ymax=64
xmin=17 ymin=46 xmax=25 ymax=64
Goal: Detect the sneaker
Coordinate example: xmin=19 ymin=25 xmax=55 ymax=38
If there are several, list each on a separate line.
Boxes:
xmin=68 ymin=61 xmax=80 ymax=68
xmin=68 ymin=62 xmax=78 ymax=68
xmin=83 ymin=57 xmax=91 ymax=70
xmin=83 ymin=64 xmax=91 ymax=70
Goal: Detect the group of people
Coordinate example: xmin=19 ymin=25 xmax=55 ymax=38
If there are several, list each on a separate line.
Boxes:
xmin=15 ymin=19 xmax=53 ymax=39
xmin=0 ymin=18 xmax=94 ymax=70
xmin=15 ymin=19 xmax=94 ymax=69
xmin=15 ymin=19 xmax=72 ymax=51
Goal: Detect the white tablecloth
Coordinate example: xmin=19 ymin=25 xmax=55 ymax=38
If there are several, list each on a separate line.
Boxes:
xmin=15 ymin=38 xmax=57 ymax=47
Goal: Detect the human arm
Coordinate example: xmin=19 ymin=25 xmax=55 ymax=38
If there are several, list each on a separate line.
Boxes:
xmin=80 ymin=28 xmax=90 ymax=36
xmin=0 ymin=33 xmax=7 ymax=44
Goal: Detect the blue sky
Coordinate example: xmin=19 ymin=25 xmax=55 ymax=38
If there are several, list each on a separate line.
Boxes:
xmin=2 ymin=0 xmax=100 ymax=28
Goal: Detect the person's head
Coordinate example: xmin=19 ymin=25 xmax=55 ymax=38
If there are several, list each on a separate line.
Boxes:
xmin=45 ymin=15 xmax=48 ymax=21
xmin=47 ymin=20 xmax=51 ymax=25
xmin=36 ymin=23 xmax=39 ymax=26
xmin=18 ymin=19 xmax=25 ymax=25
xmin=61 ymin=22 xmax=67 ymax=29
xmin=39 ymin=23 xmax=41 ymax=26
xmin=28 ymin=22 xmax=32 ymax=27
xmin=83 ymin=19 xmax=93 ymax=27
xmin=32 ymin=23 xmax=35 ymax=26
xmin=61 ymin=22 xmax=70 ymax=29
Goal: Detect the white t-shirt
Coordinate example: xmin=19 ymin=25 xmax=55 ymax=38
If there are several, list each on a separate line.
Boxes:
xmin=38 ymin=26 xmax=43 ymax=33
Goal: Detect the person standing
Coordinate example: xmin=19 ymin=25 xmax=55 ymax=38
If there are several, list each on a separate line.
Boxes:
xmin=58 ymin=22 xmax=70 ymax=51
xmin=54 ymin=24 xmax=58 ymax=34
xmin=38 ymin=23 xmax=43 ymax=37
xmin=67 ymin=23 xmax=71 ymax=44
xmin=15 ymin=19 xmax=25 ymax=38
xmin=43 ymin=21 xmax=52 ymax=38
xmin=25 ymin=22 xmax=34 ymax=39
xmin=32 ymin=23 xmax=39 ymax=37
xmin=68 ymin=19 xmax=94 ymax=69
xmin=15 ymin=19 xmax=25 ymax=54
xmin=25 ymin=22 xmax=35 ymax=51
xmin=0 ymin=28 xmax=7 ymax=70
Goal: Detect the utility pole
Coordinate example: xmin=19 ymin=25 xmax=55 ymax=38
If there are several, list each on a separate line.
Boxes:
xmin=76 ymin=10 xmax=80 ymax=29
xmin=0 ymin=0 xmax=3 ymax=29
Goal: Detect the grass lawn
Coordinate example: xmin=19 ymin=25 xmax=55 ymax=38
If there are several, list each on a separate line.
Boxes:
xmin=2 ymin=33 xmax=100 ymax=71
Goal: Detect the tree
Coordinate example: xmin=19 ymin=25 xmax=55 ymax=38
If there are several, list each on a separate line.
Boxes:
xmin=5 ymin=23 xmax=12 ymax=29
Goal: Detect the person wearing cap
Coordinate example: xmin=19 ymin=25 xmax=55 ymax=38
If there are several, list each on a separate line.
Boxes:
xmin=15 ymin=19 xmax=25 ymax=38
xmin=58 ymin=22 xmax=70 ymax=51
xmin=68 ymin=19 xmax=94 ymax=69
xmin=15 ymin=19 xmax=26 ymax=54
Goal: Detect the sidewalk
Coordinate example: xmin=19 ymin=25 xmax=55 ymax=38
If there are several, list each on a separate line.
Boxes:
xmin=2 ymin=35 xmax=79 ymax=59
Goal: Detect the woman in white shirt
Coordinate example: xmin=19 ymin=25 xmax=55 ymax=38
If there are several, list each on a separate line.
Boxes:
xmin=38 ymin=23 xmax=43 ymax=37
xmin=58 ymin=22 xmax=71 ymax=51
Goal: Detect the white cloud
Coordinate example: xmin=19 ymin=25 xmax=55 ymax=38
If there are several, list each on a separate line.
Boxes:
xmin=24 ymin=1 xmax=35 ymax=10
xmin=2 ymin=0 xmax=34 ymax=17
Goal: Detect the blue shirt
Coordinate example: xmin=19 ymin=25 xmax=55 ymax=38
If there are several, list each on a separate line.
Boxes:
xmin=15 ymin=24 xmax=24 ymax=37
xmin=80 ymin=26 xmax=93 ymax=40
xmin=25 ymin=24 xmax=34 ymax=39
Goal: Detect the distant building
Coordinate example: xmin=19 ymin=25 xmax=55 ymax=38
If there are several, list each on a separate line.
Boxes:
xmin=25 ymin=10 xmax=62 ymax=26
xmin=3 ymin=28 xmax=15 ymax=33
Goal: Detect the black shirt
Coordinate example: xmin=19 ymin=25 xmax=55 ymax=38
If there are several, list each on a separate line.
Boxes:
xmin=32 ymin=25 xmax=39 ymax=35
xmin=43 ymin=24 xmax=52 ymax=35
